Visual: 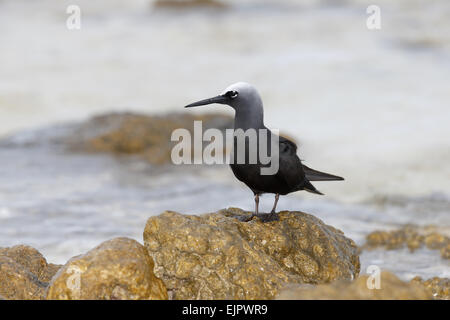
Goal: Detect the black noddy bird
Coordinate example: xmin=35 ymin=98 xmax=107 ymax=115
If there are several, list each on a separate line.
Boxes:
xmin=185 ymin=82 xmax=343 ymax=221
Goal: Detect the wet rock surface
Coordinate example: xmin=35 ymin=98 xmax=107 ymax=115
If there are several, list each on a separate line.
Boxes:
xmin=276 ymin=271 xmax=432 ymax=300
xmin=46 ymin=237 xmax=167 ymax=300
xmin=67 ymin=112 xmax=233 ymax=165
xmin=364 ymin=225 xmax=450 ymax=259
xmin=143 ymin=208 xmax=360 ymax=299
xmin=0 ymin=245 xmax=61 ymax=300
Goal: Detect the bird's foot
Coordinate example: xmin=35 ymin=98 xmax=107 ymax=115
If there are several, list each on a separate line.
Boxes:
xmin=258 ymin=211 xmax=280 ymax=222
xmin=235 ymin=212 xmax=279 ymax=223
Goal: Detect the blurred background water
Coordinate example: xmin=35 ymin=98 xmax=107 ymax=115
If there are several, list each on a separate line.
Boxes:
xmin=0 ymin=0 xmax=449 ymax=279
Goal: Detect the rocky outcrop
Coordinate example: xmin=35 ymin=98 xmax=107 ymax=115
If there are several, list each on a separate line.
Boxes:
xmin=364 ymin=225 xmax=450 ymax=259
xmin=46 ymin=237 xmax=167 ymax=300
xmin=276 ymin=272 xmax=432 ymax=300
xmin=0 ymin=245 xmax=61 ymax=300
xmin=3 ymin=213 xmax=446 ymax=301
xmin=67 ymin=112 xmax=233 ymax=165
xmin=143 ymin=208 xmax=360 ymax=299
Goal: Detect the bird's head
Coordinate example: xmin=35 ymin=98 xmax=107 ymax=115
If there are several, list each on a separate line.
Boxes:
xmin=184 ymin=82 xmax=262 ymax=110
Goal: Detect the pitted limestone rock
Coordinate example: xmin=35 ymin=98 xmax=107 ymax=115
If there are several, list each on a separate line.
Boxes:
xmin=46 ymin=237 xmax=167 ymax=300
xmin=0 ymin=245 xmax=61 ymax=300
xmin=143 ymin=208 xmax=360 ymax=299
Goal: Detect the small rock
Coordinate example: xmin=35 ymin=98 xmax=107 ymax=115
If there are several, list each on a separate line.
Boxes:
xmin=411 ymin=276 xmax=449 ymax=300
xmin=46 ymin=237 xmax=167 ymax=300
xmin=276 ymin=272 xmax=432 ymax=300
xmin=0 ymin=245 xmax=61 ymax=300
xmin=365 ymin=226 xmax=424 ymax=251
xmin=143 ymin=208 xmax=360 ymax=299
xmin=364 ymin=225 xmax=450 ymax=259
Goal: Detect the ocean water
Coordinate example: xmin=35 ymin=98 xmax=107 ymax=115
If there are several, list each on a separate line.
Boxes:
xmin=0 ymin=0 xmax=449 ymax=279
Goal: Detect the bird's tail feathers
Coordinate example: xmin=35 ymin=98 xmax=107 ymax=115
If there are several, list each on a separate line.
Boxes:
xmin=303 ymin=180 xmax=324 ymax=195
xmin=303 ymin=165 xmax=344 ymax=182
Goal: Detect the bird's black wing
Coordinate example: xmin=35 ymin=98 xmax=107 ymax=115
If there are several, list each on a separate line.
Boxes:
xmin=275 ymin=135 xmax=307 ymax=191
xmin=279 ymin=135 xmax=344 ymax=182
xmin=277 ymin=135 xmax=326 ymax=195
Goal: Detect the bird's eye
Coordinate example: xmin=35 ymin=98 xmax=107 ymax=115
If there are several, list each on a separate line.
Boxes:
xmin=226 ymin=91 xmax=238 ymax=99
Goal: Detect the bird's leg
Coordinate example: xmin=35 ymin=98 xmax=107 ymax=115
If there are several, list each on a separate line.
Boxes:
xmin=264 ymin=193 xmax=280 ymax=221
xmin=253 ymin=193 xmax=260 ymax=217
xmin=270 ymin=194 xmax=279 ymax=214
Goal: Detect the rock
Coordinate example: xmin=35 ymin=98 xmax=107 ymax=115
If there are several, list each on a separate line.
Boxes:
xmin=365 ymin=225 xmax=423 ymax=251
xmin=364 ymin=225 xmax=450 ymax=259
xmin=0 ymin=245 xmax=61 ymax=300
xmin=276 ymin=272 xmax=432 ymax=300
xmin=411 ymin=276 xmax=450 ymax=300
xmin=143 ymin=208 xmax=360 ymax=299
xmin=67 ymin=112 xmax=233 ymax=165
xmin=46 ymin=237 xmax=167 ymax=300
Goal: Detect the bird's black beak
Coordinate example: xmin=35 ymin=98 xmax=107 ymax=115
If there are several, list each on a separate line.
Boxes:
xmin=184 ymin=95 xmax=228 ymax=108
